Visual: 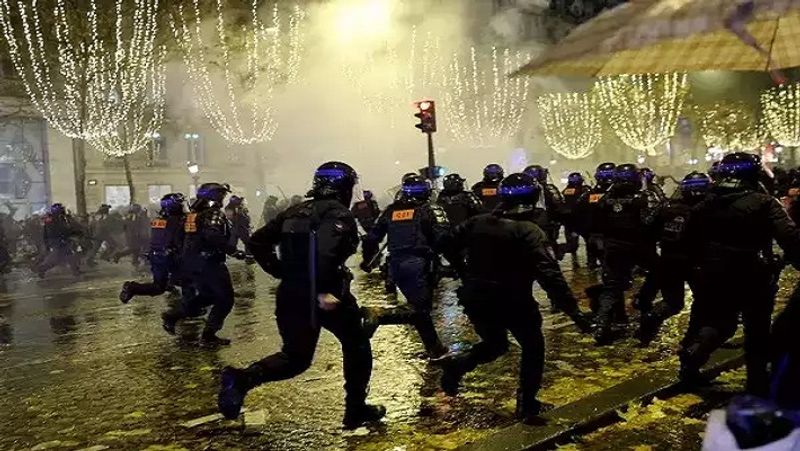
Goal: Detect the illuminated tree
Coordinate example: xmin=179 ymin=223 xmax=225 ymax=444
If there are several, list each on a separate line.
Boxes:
xmin=171 ymin=0 xmax=306 ymax=145
xmin=762 ymin=83 xmax=800 ymax=147
xmin=694 ymin=101 xmax=766 ymax=152
xmin=538 ymin=91 xmax=602 ymax=160
xmin=0 ymin=0 xmax=161 ymax=214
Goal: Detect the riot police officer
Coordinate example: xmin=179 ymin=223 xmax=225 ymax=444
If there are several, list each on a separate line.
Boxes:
xmin=225 ymin=195 xmax=252 ymax=254
xmin=641 ymin=167 xmax=668 ymax=205
xmin=162 ymin=183 xmax=241 ymax=346
xmin=218 ymin=162 xmax=385 ymax=429
xmin=119 ymin=193 xmax=186 ymax=303
xmin=437 ymin=173 xmax=483 ymax=227
xmin=574 ymin=163 xmax=616 ymax=269
xmin=637 ymin=173 xmax=711 ymax=345
xmin=472 ymin=164 xmax=504 ymax=212
xmin=561 ymin=172 xmax=591 ymax=265
xmin=351 ymin=190 xmax=381 ymax=233
xmin=439 ymin=173 xmax=592 ymax=424
xmin=593 ymin=163 xmax=661 ymax=345
xmin=680 ymin=153 xmax=800 ymax=396
xmin=361 ymin=174 xmax=452 ymax=358
xmin=524 ymin=164 xmax=565 ymax=258
xmin=37 ymin=203 xmax=81 ymax=277
xmin=261 ymin=195 xmax=280 ymax=225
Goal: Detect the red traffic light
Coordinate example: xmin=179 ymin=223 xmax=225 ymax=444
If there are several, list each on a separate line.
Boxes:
xmin=413 ymin=100 xmax=436 ymax=133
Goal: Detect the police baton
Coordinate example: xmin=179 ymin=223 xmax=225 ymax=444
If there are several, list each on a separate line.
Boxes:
xmin=363 ymin=243 xmax=388 ymax=271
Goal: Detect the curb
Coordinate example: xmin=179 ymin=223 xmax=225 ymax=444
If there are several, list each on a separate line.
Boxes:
xmin=459 ymin=341 xmax=745 ymax=451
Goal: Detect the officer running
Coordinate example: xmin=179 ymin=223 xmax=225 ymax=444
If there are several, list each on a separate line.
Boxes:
xmin=217 ymin=162 xmax=385 ymax=429
xmin=524 ymin=164 xmax=565 ymax=259
xmin=574 ymin=163 xmax=616 ymax=270
xmin=439 ymin=173 xmax=592 ymax=425
xmin=351 ymin=190 xmax=381 ymax=233
xmin=561 ymin=172 xmax=591 ymax=266
xmin=437 ymin=173 xmax=483 ymax=227
xmin=36 ymin=203 xmax=81 ymax=278
xmin=361 ymin=174 xmax=453 ymax=359
xmin=119 ymin=193 xmax=186 ymax=303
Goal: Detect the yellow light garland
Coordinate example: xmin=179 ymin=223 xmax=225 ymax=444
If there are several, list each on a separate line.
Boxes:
xmin=538 ymin=92 xmax=601 ymax=160
xmin=695 ymin=101 xmax=766 ymax=152
xmin=762 ymin=83 xmax=800 ymax=147
xmin=597 ymin=73 xmax=688 ymax=156
xmin=0 ymin=0 xmax=161 ymax=141
xmin=171 ymin=0 xmax=306 ymax=146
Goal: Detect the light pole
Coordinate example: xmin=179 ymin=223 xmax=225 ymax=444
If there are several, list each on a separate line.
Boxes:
xmin=184 ymin=132 xmax=200 ymax=163
xmin=187 ymin=161 xmax=200 ymax=195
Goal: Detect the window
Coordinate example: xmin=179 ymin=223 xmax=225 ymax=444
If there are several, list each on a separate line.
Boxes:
xmin=185 ymin=134 xmax=205 ymax=165
xmin=148 ymin=134 xmax=168 ymax=163
xmin=148 ymin=184 xmax=172 ymax=205
xmin=104 ymin=185 xmax=131 ymax=208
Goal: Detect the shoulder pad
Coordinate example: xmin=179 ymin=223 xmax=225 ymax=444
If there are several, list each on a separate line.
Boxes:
xmin=429 ymin=204 xmax=450 ymax=224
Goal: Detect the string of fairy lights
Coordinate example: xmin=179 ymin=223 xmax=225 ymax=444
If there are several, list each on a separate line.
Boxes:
xmin=88 ymin=46 xmax=166 ymax=157
xmin=597 ymin=73 xmax=689 ymax=156
xmin=0 ymin=0 xmax=161 ymax=142
xmin=695 ymin=101 xmax=767 ymax=152
xmin=170 ymin=0 xmax=306 ymax=146
xmin=538 ymin=92 xmax=601 ymax=160
xmin=762 ymin=83 xmax=800 ymax=147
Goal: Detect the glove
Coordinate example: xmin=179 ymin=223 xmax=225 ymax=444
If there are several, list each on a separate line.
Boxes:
xmin=230 ymin=250 xmax=247 ymax=260
xmin=569 ymin=312 xmax=594 ymax=334
xmin=359 ymin=260 xmax=373 ymax=273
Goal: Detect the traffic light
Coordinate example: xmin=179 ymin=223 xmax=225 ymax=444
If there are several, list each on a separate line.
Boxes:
xmin=414 ymin=100 xmax=436 ymax=133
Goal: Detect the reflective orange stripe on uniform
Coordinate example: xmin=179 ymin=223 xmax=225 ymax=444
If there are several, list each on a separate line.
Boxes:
xmin=151 ymin=219 xmax=167 ymax=229
xmin=482 ymin=188 xmax=497 ymax=197
xmin=589 ymin=193 xmax=604 ymax=203
xmin=391 ymin=209 xmax=415 ymax=221
xmin=564 ymin=188 xmax=576 ymax=196
xmin=184 ymin=213 xmax=198 ymax=232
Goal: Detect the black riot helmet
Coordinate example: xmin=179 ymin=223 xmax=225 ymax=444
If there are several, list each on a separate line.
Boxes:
xmin=49 ymin=203 xmax=66 ymax=216
xmin=498 ymin=173 xmax=541 ymax=209
xmin=567 ymin=172 xmax=584 ymax=187
xmin=614 ymin=164 xmax=642 ymax=190
xmin=312 ymin=161 xmax=358 ymax=205
xmin=196 ymin=182 xmax=231 ymax=205
xmin=595 ymin=162 xmax=616 ymax=187
xmin=160 ymin=193 xmax=186 ymax=215
xmin=442 ymin=173 xmax=466 ymax=193
xmin=401 ymin=172 xmax=418 ymax=183
xmin=680 ymin=172 xmax=711 ymax=201
xmin=718 ymin=152 xmax=762 ymax=184
xmin=363 ymin=190 xmax=373 ymax=201
xmin=483 ymin=164 xmax=504 ymax=183
xmin=523 ymin=165 xmax=548 ymax=184
xmin=401 ymin=174 xmax=432 ymax=201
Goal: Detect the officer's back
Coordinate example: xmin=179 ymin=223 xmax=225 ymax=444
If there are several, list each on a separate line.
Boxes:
xmin=150 ymin=195 xmax=185 ymax=254
xmin=596 ymin=167 xmax=660 ymax=246
xmin=182 ymin=185 xmax=232 ymax=272
xmin=437 ymin=174 xmax=481 ymax=226
xmin=379 ymin=194 xmax=446 ymax=256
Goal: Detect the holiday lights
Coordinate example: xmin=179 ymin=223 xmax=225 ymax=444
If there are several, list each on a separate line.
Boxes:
xmin=443 ymin=46 xmax=531 ymax=148
xmin=171 ymin=0 xmax=306 ymax=146
xmin=0 ymin=0 xmax=161 ymax=140
xmin=538 ymin=92 xmax=601 ymax=160
xmin=762 ymin=82 xmax=800 ymax=147
xmin=88 ymin=47 xmax=166 ymax=157
xmin=597 ymin=73 xmax=688 ymax=156
xmin=695 ymin=101 xmax=766 ymax=152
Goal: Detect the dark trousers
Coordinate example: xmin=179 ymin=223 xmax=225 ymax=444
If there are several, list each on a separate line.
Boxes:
xmin=85 ymin=236 xmax=120 ymax=263
xmin=169 ymin=262 xmax=234 ymax=332
xmin=127 ymin=254 xmax=177 ymax=297
xmin=378 ymin=255 xmax=444 ymax=355
xmin=771 ymin=280 xmax=800 ymax=408
xmin=597 ymin=241 xmax=658 ymax=330
xmin=637 ymin=253 xmax=695 ymax=323
xmin=680 ymin=265 xmax=774 ymax=396
xmin=452 ymin=284 xmax=545 ymax=413
xmin=243 ymin=285 xmax=372 ymax=408
xmin=586 ymin=234 xmax=603 ymax=267
xmin=563 ymin=225 xmax=580 ymax=257
xmin=37 ymin=247 xmax=80 ymax=276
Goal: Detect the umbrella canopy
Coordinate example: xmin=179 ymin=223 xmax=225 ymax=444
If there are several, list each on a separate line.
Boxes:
xmin=516 ymin=0 xmax=800 ymax=77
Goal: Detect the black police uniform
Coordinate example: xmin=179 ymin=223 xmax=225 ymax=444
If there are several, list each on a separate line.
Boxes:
xmin=163 ymin=201 xmax=235 ymax=342
xmin=362 ymin=196 xmax=452 ymax=357
xmin=351 ymin=198 xmax=381 ymax=232
xmin=113 ymin=209 xmax=150 ymax=266
xmin=38 ymin=213 xmax=81 ymax=277
xmin=574 ymin=184 xmax=612 ymax=268
xmin=541 ymin=182 xmax=566 ymax=255
xmin=472 ymin=180 xmax=501 ymax=213
xmin=226 ymin=205 xmax=252 ymax=253
xmin=442 ymin=204 xmax=590 ymax=420
xmin=594 ymin=184 xmax=661 ymax=343
xmin=637 ymin=192 xmax=701 ymax=343
xmin=222 ymin=199 xmax=377 ymax=426
xmin=681 ymin=181 xmax=800 ymax=395
xmin=436 ymin=190 xmax=483 ymax=226
xmin=561 ymin=183 xmax=591 ymax=259
xmin=121 ymin=211 xmax=185 ymax=300
xmin=771 ymin=281 xmax=800 ymax=408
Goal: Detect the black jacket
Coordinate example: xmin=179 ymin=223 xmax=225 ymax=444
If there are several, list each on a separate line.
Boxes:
xmin=363 ymin=198 xmax=450 ymax=260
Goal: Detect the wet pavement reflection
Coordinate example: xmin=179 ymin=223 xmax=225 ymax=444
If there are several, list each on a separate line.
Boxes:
xmin=0 ymin=259 xmax=793 ymax=450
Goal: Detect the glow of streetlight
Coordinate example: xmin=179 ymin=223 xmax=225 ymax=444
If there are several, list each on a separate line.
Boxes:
xmin=334 ymin=0 xmax=393 ymax=44
xmin=187 ymin=162 xmax=200 ymax=175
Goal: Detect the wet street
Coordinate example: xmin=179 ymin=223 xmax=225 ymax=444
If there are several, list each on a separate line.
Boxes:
xmin=0 ymin=257 xmax=794 ymax=451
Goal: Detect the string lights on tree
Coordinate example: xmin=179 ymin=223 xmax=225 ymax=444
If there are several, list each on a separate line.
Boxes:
xmin=538 ymin=92 xmax=601 ymax=160
xmin=695 ymin=101 xmax=766 ymax=152
xmin=597 ymin=72 xmax=688 ymax=156
xmin=171 ymin=0 xmax=307 ymax=146
xmin=88 ymin=47 xmax=166 ymax=157
xmin=762 ymin=82 xmax=800 ymax=147
xmin=443 ymin=46 xmax=531 ymax=148
xmin=0 ymin=0 xmax=161 ymax=139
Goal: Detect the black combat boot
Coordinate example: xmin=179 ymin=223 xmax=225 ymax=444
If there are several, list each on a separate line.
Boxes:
xmin=119 ymin=282 xmax=134 ymax=304
xmin=201 ymin=329 xmax=231 ymax=346
xmin=218 ymin=367 xmax=249 ymax=419
xmin=342 ymin=403 xmax=386 ymax=430
xmin=161 ymin=311 xmax=178 ymax=335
